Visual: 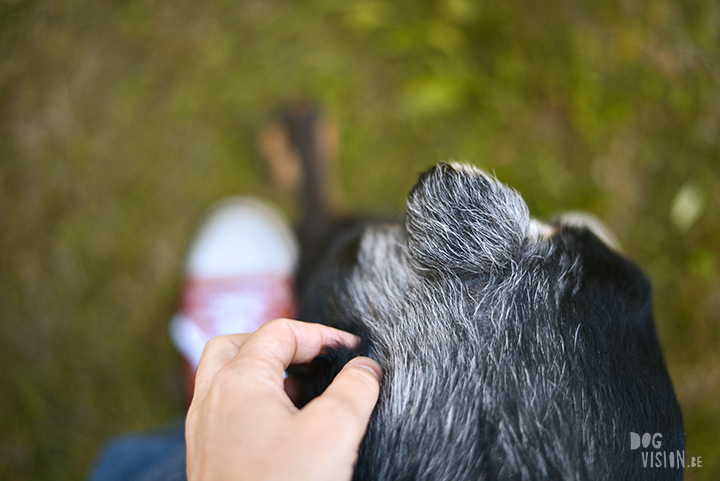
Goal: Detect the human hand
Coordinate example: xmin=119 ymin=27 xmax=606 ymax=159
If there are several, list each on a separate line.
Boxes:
xmin=185 ymin=318 xmax=382 ymax=481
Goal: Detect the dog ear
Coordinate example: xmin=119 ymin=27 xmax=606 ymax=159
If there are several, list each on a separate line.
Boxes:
xmin=405 ymin=162 xmax=529 ymax=276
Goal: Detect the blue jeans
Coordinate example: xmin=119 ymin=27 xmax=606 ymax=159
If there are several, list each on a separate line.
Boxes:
xmin=88 ymin=418 xmax=187 ymax=481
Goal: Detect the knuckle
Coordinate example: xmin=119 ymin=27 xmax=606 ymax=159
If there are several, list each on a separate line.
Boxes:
xmin=258 ymin=318 xmax=294 ymax=341
xmin=203 ymin=335 xmax=225 ymax=353
xmin=214 ymin=362 xmax=240 ymax=383
xmin=265 ymin=317 xmax=292 ymax=330
xmin=210 ymin=364 xmax=239 ymax=392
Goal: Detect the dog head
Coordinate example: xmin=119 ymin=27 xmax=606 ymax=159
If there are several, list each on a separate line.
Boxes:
xmin=294 ymin=162 xmax=684 ymax=480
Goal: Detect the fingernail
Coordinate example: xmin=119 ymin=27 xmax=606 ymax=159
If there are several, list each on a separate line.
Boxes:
xmin=347 ymin=357 xmax=383 ymax=383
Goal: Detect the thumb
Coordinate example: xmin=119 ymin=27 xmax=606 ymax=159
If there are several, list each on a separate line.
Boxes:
xmin=299 ymin=357 xmax=382 ymax=448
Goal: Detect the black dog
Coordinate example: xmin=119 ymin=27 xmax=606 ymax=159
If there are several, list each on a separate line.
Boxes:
xmin=275 ymin=106 xmax=685 ymax=480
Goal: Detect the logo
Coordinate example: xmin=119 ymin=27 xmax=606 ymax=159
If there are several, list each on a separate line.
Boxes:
xmin=630 ymin=432 xmax=702 ymax=469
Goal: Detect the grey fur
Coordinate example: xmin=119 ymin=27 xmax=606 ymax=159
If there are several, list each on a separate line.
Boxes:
xmin=299 ymin=162 xmax=684 ymax=480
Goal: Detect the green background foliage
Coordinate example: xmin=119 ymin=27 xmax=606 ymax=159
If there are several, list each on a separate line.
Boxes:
xmin=1 ymin=0 xmax=718 ymax=479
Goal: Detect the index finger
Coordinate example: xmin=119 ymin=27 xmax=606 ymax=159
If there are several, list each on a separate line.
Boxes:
xmin=229 ymin=318 xmax=360 ymax=381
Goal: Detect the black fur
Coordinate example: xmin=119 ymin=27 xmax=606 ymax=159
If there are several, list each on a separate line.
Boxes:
xmin=279 ymin=109 xmax=684 ymax=480
xmin=287 ymin=162 xmax=684 ymax=480
xmin=287 ymin=342 xmax=367 ymax=406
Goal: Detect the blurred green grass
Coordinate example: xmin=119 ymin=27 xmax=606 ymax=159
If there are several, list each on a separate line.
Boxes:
xmin=1 ymin=0 xmax=718 ymax=479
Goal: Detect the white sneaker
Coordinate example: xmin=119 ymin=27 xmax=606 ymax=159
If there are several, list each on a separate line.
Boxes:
xmin=169 ymin=197 xmax=298 ymax=370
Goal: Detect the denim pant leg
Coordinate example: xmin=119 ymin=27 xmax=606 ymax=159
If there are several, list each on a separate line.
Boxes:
xmin=88 ymin=418 xmax=187 ymax=481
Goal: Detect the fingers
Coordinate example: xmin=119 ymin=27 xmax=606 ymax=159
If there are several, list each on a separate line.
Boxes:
xmin=228 ymin=319 xmax=360 ymax=379
xmin=300 ymin=357 xmax=382 ymax=449
xmin=193 ymin=333 xmax=251 ymax=402
xmin=192 ymin=319 xmax=360 ymax=403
